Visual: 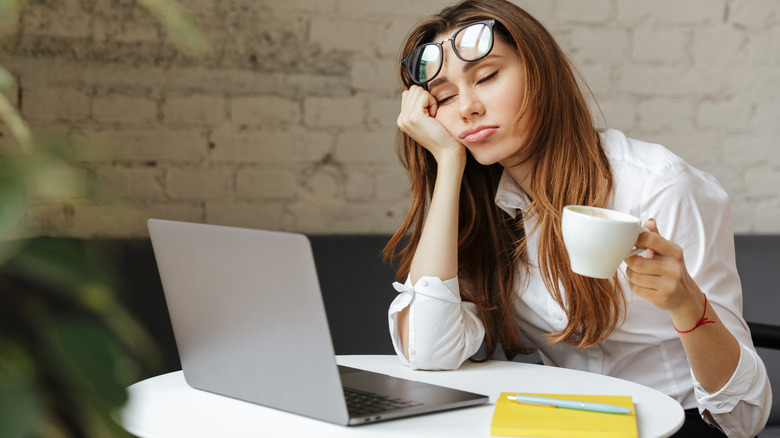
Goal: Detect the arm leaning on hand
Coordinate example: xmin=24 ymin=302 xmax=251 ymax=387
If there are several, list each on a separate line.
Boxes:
xmin=391 ymin=85 xmax=483 ymax=369
xmin=395 ymin=152 xmax=468 ymax=366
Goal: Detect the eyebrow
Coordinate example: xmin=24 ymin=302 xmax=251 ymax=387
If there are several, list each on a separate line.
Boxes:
xmin=428 ymin=53 xmax=505 ymax=91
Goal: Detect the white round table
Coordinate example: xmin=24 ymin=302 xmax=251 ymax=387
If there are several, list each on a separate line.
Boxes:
xmin=121 ymin=355 xmax=684 ymax=437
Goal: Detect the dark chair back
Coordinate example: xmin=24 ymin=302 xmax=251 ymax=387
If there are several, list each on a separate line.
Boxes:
xmin=735 ymin=235 xmax=780 ymax=430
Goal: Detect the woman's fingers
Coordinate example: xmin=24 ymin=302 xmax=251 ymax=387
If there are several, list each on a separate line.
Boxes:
xmin=397 ymin=86 xmax=430 ymax=129
xmin=627 ymin=261 xmax=692 ymax=310
xmin=428 ymin=100 xmax=438 ymax=118
xmin=397 ymin=86 xmax=463 ymax=160
xmin=635 ymin=222 xmax=683 ymax=262
xmin=402 ymin=86 xmax=437 ymax=118
xmin=625 ymin=220 xmax=698 ymax=311
xmin=627 ymin=257 xmax=684 ymax=288
xmin=627 ymin=244 xmax=684 ymax=276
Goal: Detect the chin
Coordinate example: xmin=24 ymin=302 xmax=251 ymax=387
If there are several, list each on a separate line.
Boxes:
xmin=468 ymin=150 xmax=502 ymax=166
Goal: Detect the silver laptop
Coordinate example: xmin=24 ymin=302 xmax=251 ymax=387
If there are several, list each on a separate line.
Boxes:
xmin=147 ymin=219 xmax=488 ymax=426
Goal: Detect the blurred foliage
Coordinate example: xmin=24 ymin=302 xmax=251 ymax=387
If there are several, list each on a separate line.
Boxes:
xmin=0 ymin=238 xmax=159 ymax=438
xmin=0 ymin=0 xmax=208 ymax=436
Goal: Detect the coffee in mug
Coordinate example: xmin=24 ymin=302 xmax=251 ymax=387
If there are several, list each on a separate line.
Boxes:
xmin=561 ymin=205 xmax=649 ymax=279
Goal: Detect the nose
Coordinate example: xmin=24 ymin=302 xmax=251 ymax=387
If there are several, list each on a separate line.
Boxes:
xmin=458 ymin=88 xmax=485 ymax=121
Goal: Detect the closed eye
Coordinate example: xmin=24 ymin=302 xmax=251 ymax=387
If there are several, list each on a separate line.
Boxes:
xmin=477 ymin=70 xmax=499 ymax=85
xmin=436 ymin=95 xmax=456 ymax=105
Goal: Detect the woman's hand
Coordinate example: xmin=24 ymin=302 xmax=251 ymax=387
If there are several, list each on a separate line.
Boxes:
xmin=397 ymin=85 xmax=465 ymax=163
xmin=624 ymin=219 xmax=707 ymax=329
xmin=626 ymin=219 xmax=741 ymax=395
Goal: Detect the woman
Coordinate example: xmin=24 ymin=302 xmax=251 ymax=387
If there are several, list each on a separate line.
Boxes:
xmin=384 ymin=0 xmax=771 ymax=436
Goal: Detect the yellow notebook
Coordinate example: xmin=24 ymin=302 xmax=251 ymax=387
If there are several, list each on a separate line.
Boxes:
xmin=490 ymin=392 xmax=638 ymax=438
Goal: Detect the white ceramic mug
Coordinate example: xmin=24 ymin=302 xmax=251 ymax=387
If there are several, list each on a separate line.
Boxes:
xmin=561 ymin=205 xmax=649 ymax=279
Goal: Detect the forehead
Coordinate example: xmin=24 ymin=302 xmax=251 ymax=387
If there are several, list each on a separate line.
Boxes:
xmin=433 ymin=23 xmax=478 ymax=45
xmin=433 ymin=27 xmax=456 ymax=43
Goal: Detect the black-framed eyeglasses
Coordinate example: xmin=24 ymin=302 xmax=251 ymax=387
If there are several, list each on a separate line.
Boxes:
xmin=402 ymin=19 xmax=497 ymax=86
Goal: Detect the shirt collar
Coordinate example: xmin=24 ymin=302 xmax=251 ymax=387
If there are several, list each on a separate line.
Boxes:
xmin=494 ymin=169 xmax=532 ymax=219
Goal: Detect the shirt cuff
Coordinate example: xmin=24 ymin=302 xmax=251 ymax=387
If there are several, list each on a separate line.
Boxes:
xmin=387 ymin=275 xmax=463 ymax=369
xmin=692 ymin=344 xmax=756 ymax=414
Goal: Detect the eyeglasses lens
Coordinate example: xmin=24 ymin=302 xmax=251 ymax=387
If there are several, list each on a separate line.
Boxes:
xmin=408 ymin=44 xmax=442 ymax=84
xmin=454 ymin=23 xmax=492 ymax=60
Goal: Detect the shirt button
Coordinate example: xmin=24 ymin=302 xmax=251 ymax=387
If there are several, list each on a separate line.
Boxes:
xmin=420 ymin=279 xmax=428 ymax=287
xmin=557 ymin=315 xmax=564 ymax=322
xmin=409 ymin=347 xmax=416 ymax=355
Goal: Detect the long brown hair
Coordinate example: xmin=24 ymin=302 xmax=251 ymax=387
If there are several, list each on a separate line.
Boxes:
xmin=383 ymin=0 xmax=622 ymax=359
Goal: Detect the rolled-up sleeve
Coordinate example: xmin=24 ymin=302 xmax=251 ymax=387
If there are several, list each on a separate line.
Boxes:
xmin=692 ymin=345 xmax=771 ymax=437
xmin=642 ymin=162 xmax=772 ymax=436
xmin=388 ymin=275 xmax=485 ymax=370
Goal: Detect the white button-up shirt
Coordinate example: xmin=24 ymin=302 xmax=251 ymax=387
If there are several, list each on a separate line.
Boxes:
xmin=388 ymin=129 xmax=771 ymax=437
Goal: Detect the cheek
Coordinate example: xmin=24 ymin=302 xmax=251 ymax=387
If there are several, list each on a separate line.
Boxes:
xmin=488 ymin=84 xmax=524 ymax=114
xmin=433 ymin=108 xmax=461 ymax=137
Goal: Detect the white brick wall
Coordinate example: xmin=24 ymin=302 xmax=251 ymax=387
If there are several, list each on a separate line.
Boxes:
xmin=3 ymin=0 xmax=779 ymax=237
xmin=93 ymin=94 xmax=158 ymax=125
xmin=22 ymin=88 xmax=91 ymax=122
xmin=166 ymin=166 xmax=233 ymax=200
xmin=163 ymin=95 xmax=226 ymax=126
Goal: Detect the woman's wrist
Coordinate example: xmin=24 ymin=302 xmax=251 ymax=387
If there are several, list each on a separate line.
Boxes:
xmin=433 ymin=145 xmax=467 ymax=171
xmin=668 ymin=289 xmax=710 ymax=333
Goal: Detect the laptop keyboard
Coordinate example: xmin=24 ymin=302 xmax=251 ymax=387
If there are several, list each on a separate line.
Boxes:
xmin=344 ymin=387 xmax=423 ymax=416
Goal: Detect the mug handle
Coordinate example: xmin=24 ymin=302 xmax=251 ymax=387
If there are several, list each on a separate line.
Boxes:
xmin=627 ymin=227 xmax=651 ymax=257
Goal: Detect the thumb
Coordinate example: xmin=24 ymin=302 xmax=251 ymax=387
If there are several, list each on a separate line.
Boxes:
xmin=641 ymin=218 xmax=657 ymax=259
xmin=643 ymin=218 xmax=658 ymax=234
xmin=427 ymin=94 xmax=439 ymax=118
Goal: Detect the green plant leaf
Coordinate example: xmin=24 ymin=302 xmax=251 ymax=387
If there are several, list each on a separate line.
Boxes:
xmin=5 ymin=239 xmax=118 ymax=294
xmin=0 ymin=0 xmax=27 ymax=35
xmin=0 ymin=88 xmax=31 ymax=149
xmin=5 ymin=238 xmax=162 ymax=365
xmin=0 ymin=184 xmax=27 ymax=260
xmin=0 ymin=65 xmax=17 ymax=96
xmin=0 ymin=378 xmax=44 ymax=437
xmin=43 ymin=317 xmax=133 ymax=408
xmin=0 ymin=339 xmax=45 ymax=438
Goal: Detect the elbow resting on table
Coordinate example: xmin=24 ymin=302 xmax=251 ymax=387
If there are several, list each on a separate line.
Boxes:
xmin=408 ymin=330 xmax=480 ymax=371
xmin=398 ymin=307 xmax=459 ymax=370
xmin=391 ymin=278 xmax=485 ymax=371
xmin=410 ymin=348 xmax=464 ymax=371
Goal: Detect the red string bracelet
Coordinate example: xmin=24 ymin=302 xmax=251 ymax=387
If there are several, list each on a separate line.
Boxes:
xmin=674 ymin=293 xmax=715 ymax=333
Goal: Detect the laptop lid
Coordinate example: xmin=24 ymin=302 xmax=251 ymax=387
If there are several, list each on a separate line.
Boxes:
xmin=147 ymin=219 xmax=488 ymax=426
xmin=148 ymin=219 xmax=350 ymax=424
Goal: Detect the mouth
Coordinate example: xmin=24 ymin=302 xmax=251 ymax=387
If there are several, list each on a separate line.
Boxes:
xmin=459 ymin=126 xmax=498 ymax=143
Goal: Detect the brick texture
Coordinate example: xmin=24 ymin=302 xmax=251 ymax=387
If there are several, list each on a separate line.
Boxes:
xmin=2 ymin=0 xmax=778 ymax=236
